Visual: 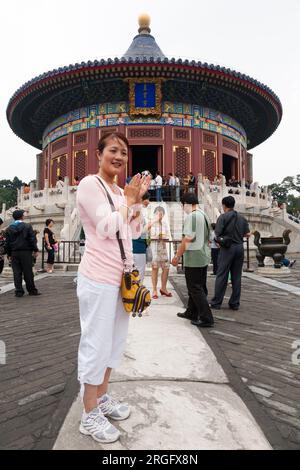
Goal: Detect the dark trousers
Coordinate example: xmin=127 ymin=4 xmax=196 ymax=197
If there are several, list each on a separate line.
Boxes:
xmin=185 ymin=266 xmax=214 ymax=324
xmin=211 ymin=243 xmax=244 ymax=308
xmin=211 ymin=248 xmax=220 ymax=275
xmin=170 ymin=186 xmax=176 ymax=201
xmin=0 ymin=258 xmax=4 ymax=275
xmin=11 ymin=251 xmax=37 ymax=295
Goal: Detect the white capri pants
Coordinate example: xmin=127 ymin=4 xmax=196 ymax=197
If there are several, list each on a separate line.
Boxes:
xmin=77 ymin=273 xmax=129 ymax=392
xmin=133 ymin=253 xmax=146 ymax=283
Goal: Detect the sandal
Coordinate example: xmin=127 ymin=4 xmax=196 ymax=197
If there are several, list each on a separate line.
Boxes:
xmin=152 ymin=293 xmax=158 ymax=299
xmin=160 ymin=289 xmax=172 ymax=297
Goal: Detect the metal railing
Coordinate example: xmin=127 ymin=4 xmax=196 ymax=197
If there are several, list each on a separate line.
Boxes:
xmin=150 ymin=239 xmax=183 ymax=271
xmin=41 ymin=239 xmax=84 ymax=269
xmin=148 ymin=185 xmax=197 ymax=202
xmin=41 ymin=237 xmax=251 ymax=273
xmin=41 ymin=238 xmax=184 ymax=270
xmin=243 ymin=237 xmax=253 ymax=272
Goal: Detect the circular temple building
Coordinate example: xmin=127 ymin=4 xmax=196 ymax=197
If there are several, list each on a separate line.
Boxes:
xmin=7 ymin=14 xmax=282 ymax=189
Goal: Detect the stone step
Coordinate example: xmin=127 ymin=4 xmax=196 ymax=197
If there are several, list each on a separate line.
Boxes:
xmin=65 ymin=264 xmax=79 ymax=272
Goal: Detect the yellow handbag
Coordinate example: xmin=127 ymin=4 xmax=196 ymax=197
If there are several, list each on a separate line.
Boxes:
xmin=121 ymin=269 xmax=151 ymax=317
xmin=96 ymin=176 xmax=151 ymax=317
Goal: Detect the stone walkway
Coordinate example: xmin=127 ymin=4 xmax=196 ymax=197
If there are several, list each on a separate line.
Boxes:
xmin=172 ymin=272 xmax=300 ymax=450
xmin=54 ymin=278 xmax=270 ymax=450
xmin=2 ymin=268 xmax=298 ymax=450
xmin=0 ymin=274 xmax=80 ymax=450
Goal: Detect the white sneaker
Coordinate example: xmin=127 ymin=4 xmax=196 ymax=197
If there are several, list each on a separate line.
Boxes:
xmin=79 ymin=407 xmax=120 ymax=443
xmin=98 ymin=394 xmax=131 ymax=421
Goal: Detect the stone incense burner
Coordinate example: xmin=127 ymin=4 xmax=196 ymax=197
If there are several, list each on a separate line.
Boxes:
xmin=253 ymin=230 xmax=291 ymax=268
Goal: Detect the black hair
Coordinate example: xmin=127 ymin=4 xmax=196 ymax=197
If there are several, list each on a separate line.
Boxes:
xmin=97 ymin=131 xmax=129 ymax=153
xmin=142 ymin=192 xmax=151 ymax=201
xmin=222 ymin=196 xmax=235 ymax=208
xmin=45 ymin=218 xmax=54 ymax=227
xmin=211 ymin=223 xmax=216 ymax=230
xmin=154 ymin=206 xmax=165 ymax=215
xmin=181 ymin=192 xmax=199 ymax=205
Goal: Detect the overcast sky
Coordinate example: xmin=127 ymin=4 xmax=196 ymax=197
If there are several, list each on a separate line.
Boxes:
xmin=1 ymin=0 xmax=299 ymax=185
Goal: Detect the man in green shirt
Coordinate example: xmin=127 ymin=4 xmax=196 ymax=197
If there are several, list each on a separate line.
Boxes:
xmin=172 ymin=193 xmax=214 ymax=327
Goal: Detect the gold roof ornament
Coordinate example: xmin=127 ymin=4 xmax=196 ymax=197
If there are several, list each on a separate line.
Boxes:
xmin=138 ymin=13 xmax=151 ymax=34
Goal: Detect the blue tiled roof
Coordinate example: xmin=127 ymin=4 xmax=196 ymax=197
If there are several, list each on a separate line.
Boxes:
xmin=123 ymin=33 xmax=165 ymax=60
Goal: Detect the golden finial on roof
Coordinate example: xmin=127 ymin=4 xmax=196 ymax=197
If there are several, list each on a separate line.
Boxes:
xmin=138 ymin=13 xmax=151 ymax=34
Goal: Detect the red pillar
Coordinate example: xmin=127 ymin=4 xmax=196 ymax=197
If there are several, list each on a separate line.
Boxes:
xmin=192 ymin=128 xmax=201 ymax=176
xmin=217 ymin=134 xmax=223 ymax=175
xmin=66 ymin=134 xmax=73 ymax=183
xmin=164 ymin=126 xmax=173 ymax=176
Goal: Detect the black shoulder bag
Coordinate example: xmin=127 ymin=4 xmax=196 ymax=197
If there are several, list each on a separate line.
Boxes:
xmin=215 ymin=212 xmax=238 ymax=249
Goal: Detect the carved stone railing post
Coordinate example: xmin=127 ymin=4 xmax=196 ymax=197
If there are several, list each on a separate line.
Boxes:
xmin=63 ymin=177 xmax=69 ymax=203
xmin=29 ymin=182 xmax=35 ymax=208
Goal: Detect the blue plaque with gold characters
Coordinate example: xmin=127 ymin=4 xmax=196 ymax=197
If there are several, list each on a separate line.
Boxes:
xmin=128 ymin=78 xmax=162 ymax=118
xmin=135 ymin=83 xmax=156 ymax=108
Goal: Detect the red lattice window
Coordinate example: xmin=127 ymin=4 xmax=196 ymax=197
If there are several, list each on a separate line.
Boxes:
xmin=74 ymin=133 xmax=87 ymax=145
xmin=174 ymin=129 xmax=189 ymax=140
xmin=223 ymin=139 xmax=238 ymax=152
xmin=74 ymin=151 xmax=87 ymax=182
xmin=203 ymin=133 xmax=216 ymax=145
xmin=203 ymin=150 xmax=216 ymax=181
xmin=175 ymin=147 xmax=189 ymax=177
xmin=129 ymin=128 xmax=162 ymax=139
xmin=51 ymin=155 xmax=67 ymax=186
xmin=59 ymin=155 xmax=67 ymax=179
xmin=52 ymin=138 xmax=67 ymax=153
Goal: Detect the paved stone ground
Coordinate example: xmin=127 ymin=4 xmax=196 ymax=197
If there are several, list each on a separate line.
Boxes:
xmin=247 ymin=256 xmax=300 ymax=289
xmin=54 ymin=278 xmax=270 ymax=451
xmin=1 ymin=267 xmax=300 ymax=450
xmin=171 ymin=272 xmax=300 ymax=450
xmin=0 ymin=275 xmax=80 ymax=450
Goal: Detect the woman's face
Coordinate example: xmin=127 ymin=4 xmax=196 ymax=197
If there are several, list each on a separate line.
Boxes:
xmin=156 ymin=210 xmax=164 ymax=221
xmin=49 ymin=222 xmax=54 ymax=229
xmin=97 ymin=138 xmax=128 ymax=177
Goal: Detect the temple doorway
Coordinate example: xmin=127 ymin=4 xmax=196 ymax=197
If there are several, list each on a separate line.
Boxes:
xmin=130 ymin=145 xmax=161 ymax=178
xmin=222 ymin=154 xmax=238 ymax=183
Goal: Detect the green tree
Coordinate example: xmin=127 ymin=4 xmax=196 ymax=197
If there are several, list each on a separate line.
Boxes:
xmin=268 ymin=182 xmax=288 ymax=203
xmin=0 ymin=177 xmax=24 ymax=209
xmin=269 ymin=175 xmax=300 ymax=215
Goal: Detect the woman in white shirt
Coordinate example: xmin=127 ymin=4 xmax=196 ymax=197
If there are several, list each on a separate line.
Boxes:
xmin=151 ymin=206 xmax=172 ymax=298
